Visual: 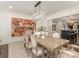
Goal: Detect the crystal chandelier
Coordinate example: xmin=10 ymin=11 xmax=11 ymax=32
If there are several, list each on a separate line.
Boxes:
xmin=32 ymin=1 xmax=45 ymax=20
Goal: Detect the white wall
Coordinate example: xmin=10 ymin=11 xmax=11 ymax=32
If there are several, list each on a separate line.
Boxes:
xmin=0 ymin=10 xmax=32 ymax=44
xmin=46 ymin=5 xmax=79 ymax=32
xmin=1 ymin=5 xmax=79 ymax=44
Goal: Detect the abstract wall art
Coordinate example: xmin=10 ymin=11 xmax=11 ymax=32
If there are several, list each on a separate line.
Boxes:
xmin=11 ymin=17 xmax=36 ymax=37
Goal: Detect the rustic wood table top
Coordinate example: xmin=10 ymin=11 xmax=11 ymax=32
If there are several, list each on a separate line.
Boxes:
xmin=35 ymin=36 xmax=69 ymax=52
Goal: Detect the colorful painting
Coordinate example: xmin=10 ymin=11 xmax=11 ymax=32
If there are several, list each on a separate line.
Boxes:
xmin=11 ymin=17 xmax=36 ymax=37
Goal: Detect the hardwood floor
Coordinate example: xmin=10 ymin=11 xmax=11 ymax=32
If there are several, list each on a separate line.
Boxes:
xmin=8 ymin=41 xmax=79 ymax=58
xmin=0 ymin=44 xmax=8 ymax=58
xmin=8 ymin=42 xmax=32 ymax=58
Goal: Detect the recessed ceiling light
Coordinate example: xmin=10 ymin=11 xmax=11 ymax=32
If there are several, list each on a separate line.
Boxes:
xmin=9 ymin=5 xmax=13 ymax=9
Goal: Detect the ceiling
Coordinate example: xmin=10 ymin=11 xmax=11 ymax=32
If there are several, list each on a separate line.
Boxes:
xmin=0 ymin=1 xmax=79 ymax=16
xmin=57 ymin=14 xmax=79 ymax=21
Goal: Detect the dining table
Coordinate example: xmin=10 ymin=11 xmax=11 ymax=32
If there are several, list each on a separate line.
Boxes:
xmin=35 ymin=36 xmax=69 ymax=53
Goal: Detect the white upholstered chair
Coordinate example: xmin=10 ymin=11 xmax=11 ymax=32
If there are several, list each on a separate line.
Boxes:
xmin=58 ymin=48 xmax=79 ymax=58
xmin=57 ymin=44 xmax=79 ymax=58
xmin=24 ymin=32 xmax=32 ymax=49
xmin=52 ymin=32 xmax=60 ymax=39
xmin=23 ymin=31 xmax=32 ymax=57
xmin=30 ymin=35 xmax=46 ymax=57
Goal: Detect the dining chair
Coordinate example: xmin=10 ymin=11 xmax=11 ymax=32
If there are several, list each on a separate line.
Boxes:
xmin=51 ymin=32 xmax=61 ymax=57
xmin=23 ymin=31 xmax=32 ymax=56
xmin=57 ymin=43 xmax=79 ymax=58
xmin=68 ymin=44 xmax=79 ymax=52
xmin=30 ymin=35 xmax=47 ymax=58
xmin=58 ymin=48 xmax=79 ymax=58
xmin=52 ymin=32 xmax=60 ymax=39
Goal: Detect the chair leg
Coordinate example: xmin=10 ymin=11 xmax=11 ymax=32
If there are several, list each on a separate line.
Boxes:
xmin=25 ymin=47 xmax=31 ymax=57
xmin=24 ymin=44 xmax=29 ymax=57
xmin=42 ymin=49 xmax=45 ymax=58
xmin=42 ymin=53 xmax=45 ymax=58
xmin=54 ymin=48 xmax=60 ymax=58
xmin=31 ymin=52 xmax=33 ymax=58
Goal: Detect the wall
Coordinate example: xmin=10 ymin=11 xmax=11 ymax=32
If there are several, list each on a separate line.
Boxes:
xmin=46 ymin=5 xmax=79 ymax=32
xmin=0 ymin=9 xmax=31 ymax=44
xmin=1 ymin=5 xmax=79 ymax=44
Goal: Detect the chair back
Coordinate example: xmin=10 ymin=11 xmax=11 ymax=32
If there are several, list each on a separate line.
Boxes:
xmin=30 ymin=35 xmax=37 ymax=49
xmin=24 ymin=31 xmax=32 ymax=43
xmin=23 ymin=32 xmax=29 ymax=43
xmin=52 ymin=32 xmax=60 ymax=39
